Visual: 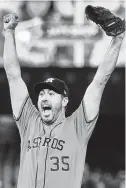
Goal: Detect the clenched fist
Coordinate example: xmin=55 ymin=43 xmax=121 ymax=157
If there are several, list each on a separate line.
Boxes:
xmin=3 ymin=13 xmax=19 ymax=31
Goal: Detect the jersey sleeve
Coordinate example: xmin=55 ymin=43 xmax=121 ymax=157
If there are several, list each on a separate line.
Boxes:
xmin=13 ymin=94 xmax=40 ymax=140
xmin=70 ymin=100 xmax=99 ymax=146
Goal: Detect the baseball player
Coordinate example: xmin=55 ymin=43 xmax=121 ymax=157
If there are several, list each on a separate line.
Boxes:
xmin=2 ymin=5 xmax=125 ymax=188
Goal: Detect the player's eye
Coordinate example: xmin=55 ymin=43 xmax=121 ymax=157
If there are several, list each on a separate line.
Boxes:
xmin=39 ymin=91 xmax=44 ymax=96
xmin=49 ymin=90 xmax=55 ymax=96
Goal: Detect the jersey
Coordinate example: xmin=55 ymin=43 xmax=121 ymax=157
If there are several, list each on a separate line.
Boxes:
xmin=14 ymin=95 xmax=98 ymax=188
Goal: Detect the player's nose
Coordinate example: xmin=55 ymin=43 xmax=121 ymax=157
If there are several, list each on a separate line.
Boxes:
xmin=41 ymin=94 xmax=49 ymax=101
xmin=41 ymin=99 xmax=50 ymax=108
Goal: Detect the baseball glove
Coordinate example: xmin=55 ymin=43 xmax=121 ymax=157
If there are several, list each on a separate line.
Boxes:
xmin=85 ymin=5 xmax=125 ymax=36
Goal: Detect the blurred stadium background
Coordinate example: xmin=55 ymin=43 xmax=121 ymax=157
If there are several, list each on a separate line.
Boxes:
xmin=0 ymin=0 xmax=125 ymax=188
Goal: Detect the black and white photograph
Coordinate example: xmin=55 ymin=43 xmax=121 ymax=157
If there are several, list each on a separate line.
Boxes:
xmin=0 ymin=1 xmax=125 ymax=188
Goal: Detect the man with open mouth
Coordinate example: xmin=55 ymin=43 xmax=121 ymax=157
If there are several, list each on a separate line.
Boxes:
xmin=2 ymin=6 xmax=125 ymax=188
xmin=34 ymin=77 xmax=69 ymax=127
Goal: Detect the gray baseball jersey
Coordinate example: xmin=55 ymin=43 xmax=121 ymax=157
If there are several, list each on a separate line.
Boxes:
xmin=14 ymin=95 xmax=98 ymax=188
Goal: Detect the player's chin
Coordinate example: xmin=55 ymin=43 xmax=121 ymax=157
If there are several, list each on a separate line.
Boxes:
xmin=42 ymin=115 xmax=54 ymax=124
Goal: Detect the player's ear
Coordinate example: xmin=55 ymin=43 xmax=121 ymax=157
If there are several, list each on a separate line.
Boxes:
xmin=62 ymin=97 xmax=69 ymax=108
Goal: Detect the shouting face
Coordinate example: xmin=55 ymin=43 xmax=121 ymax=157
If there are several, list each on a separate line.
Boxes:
xmin=37 ymin=89 xmax=68 ymax=125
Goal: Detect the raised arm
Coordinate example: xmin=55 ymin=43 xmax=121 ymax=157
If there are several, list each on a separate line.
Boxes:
xmin=3 ymin=13 xmax=28 ymax=118
xmin=84 ymin=33 xmax=125 ymax=122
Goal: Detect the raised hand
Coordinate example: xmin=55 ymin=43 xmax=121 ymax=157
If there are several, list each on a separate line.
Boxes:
xmin=3 ymin=13 xmax=19 ymax=31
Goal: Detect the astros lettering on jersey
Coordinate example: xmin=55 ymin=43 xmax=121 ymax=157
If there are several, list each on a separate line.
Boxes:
xmin=14 ymin=95 xmax=98 ymax=188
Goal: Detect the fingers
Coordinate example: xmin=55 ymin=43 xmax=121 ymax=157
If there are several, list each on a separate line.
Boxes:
xmin=13 ymin=13 xmax=19 ymax=22
xmin=3 ymin=13 xmax=19 ymax=23
xmin=3 ymin=15 xmax=10 ymax=23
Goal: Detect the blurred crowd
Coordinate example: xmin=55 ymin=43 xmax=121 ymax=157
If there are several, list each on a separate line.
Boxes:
xmin=0 ymin=0 xmax=125 ymax=67
xmin=81 ymin=164 xmax=125 ymax=188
